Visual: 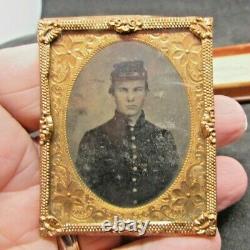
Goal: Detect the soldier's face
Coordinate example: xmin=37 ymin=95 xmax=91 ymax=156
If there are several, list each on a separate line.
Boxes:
xmin=113 ymin=79 xmax=147 ymax=117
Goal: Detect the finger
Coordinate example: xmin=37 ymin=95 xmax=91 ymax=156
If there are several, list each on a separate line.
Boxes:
xmin=217 ymin=156 xmax=248 ymax=211
xmin=78 ymin=235 xmax=122 ymax=250
xmin=215 ymin=95 xmax=247 ymax=148
xmin=0 ymin=105 xmax=39 ymax=191
xmin=113 ymin=231 xmax=221 ymax=250
xmin=7 ymin=239 xmax=57 ymax=250
xmin=0 ymin=44 xmax=40 ymax=131
xmin=0 ymin=104 xmax=121 ymax=250
xmin=0 ymin=185 xmax=57 ymax=250
xmin=1 ymin=185 xmax=38 ymax=246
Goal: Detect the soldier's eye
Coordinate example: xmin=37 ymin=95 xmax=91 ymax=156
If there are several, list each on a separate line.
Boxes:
xmin=134 ymin=87 xmax=144 ymax=92
xmin=118 ymin=88 xmax=128 ymax=92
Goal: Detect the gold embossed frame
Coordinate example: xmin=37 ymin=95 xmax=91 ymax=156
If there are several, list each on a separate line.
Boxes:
xmin=38 ymin=16 xmax=216 ymax=237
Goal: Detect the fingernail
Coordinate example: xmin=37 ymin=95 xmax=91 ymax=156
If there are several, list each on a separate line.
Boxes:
xmin=215 ymin=96 xmax=247 ymax=131
xmin=215 ymin=95 xmax=242 ymax=115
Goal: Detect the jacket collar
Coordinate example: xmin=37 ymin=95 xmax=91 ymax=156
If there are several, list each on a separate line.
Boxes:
xmin=104 ymin=110 xmax=146 ymax=143
xmin=113 ymin=110 xmax=146 ymax=130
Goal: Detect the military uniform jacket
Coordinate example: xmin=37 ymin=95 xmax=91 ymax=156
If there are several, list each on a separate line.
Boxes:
xmin=76 ymin=111 xmax=179 ymax=207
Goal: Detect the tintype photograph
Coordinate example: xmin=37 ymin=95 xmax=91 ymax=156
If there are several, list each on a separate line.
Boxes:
xmin=39 ymin=16 xmax=216 ymax=236
xmin=66 ymin=41 xmax=190 ymax=207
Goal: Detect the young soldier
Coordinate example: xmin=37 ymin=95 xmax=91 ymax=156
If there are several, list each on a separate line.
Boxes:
xmin=76 ymin=60 xmax=179 ymax=207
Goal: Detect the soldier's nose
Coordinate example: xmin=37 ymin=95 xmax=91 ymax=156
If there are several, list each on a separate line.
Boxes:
xmin=127 ymin=92 xmax=135 ymax=102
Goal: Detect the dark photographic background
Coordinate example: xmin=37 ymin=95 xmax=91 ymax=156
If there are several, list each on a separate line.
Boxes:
xmin=1 ymin=1 xmax=249 ymax=249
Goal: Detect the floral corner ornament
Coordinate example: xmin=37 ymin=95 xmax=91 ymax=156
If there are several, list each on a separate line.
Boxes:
xmin=38 ymin=21 xmax=62 ymax=44
xmin=108 ymin=18 xmax=143 ymax=33
xmin=40 ymin=215 xmax=62 ymax=236
xmin=201 ymin=107 xmax=216 ymax=145
xmin=189 ymin=17 xmax=213 ymax=40
xmin=40 ymin=110 xmax=53 ymax=145
xmin=193 ymin=212 xmax=217 ymax=236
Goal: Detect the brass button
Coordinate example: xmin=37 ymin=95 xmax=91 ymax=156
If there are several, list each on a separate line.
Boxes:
xmin=133 ymin=200 xmax=138 ymax=204
xmin=131 ymin=144 xmax=136 ymax=149
xmin=131 ymin=136 xmax=136 ymax=141
xmin=133 ymin=166 xmax=137 ymax=171
xmin=132 ymin=188 xmax=137 ymax=192
xmin=132 ymin=177 xmax=136 ymax=182
xmin=130 ymin=127 xmax=134 ymax=132
xmin=132 ymin=154 xmax=137 ymax=160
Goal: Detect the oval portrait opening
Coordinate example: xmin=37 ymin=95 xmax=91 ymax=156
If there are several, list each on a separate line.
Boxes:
xmin=66 ymin=41 xmax=190 ymax=208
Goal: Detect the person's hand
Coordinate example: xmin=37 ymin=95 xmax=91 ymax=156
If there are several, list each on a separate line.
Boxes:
xmin=0 ymin=44 xmax=248 ymax=250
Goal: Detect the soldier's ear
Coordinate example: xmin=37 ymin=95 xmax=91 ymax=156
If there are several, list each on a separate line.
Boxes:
xmin=108 ymin=86 xmax=115 ymax=96
xmin=109 ymin=80 xmax=117 ymax=96
xmin=145 ymin=80 xmax=149 ymax=93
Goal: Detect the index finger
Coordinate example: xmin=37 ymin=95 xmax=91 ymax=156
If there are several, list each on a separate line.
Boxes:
xmin=0 ymin=44 xmax=39 ymax=131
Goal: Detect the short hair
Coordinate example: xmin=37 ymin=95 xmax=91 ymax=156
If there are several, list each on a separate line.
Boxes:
xmin=109 ymin=60 xmax=149 ymax=94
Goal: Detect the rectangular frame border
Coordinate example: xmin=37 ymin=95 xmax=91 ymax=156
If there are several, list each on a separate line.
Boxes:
xmin=38 ymin=16 xmax=216 ymax=237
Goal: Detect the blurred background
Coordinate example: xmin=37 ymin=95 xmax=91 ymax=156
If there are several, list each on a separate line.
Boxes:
xmin=0 ymin=1 xmax=249 ymax=249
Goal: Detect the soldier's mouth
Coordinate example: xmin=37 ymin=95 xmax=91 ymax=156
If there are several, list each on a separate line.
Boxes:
xmin=127 ymin=105 xmax=137 ymax=109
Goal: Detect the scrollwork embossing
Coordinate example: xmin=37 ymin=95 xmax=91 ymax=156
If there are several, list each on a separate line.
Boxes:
xmin=44 ymin=27 xmax=215 ymax=231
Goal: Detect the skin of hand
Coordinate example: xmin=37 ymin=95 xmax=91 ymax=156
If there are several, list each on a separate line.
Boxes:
xmin=0 ymin=44 xmax=248 ymax=250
